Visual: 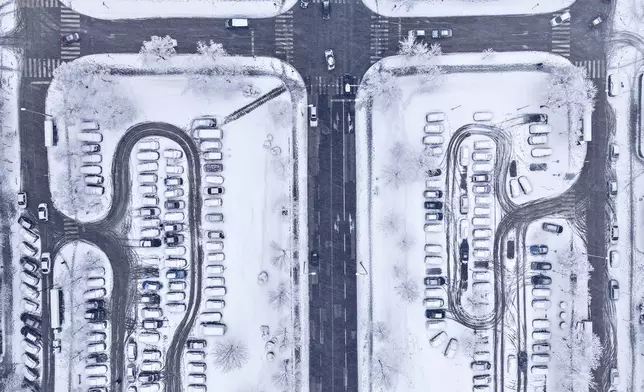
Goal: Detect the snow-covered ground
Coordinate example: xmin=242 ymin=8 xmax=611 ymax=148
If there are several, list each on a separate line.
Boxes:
xmin=361 ymin=0 xmax=573 ymax=18
xmin=52 ymin=241 xmax=114 ymax=392
xmin=45 ymin=53 xmax=309 ymax=391
xmin=0 ymin=0 xmax=17 ymax=36
xmin=355 ymin=51 xmax=590 ymax=392
xmin=59 ymin=0 xmax=295 ymax=20
xmin=606 ymin=15 xmax=641 ymax=389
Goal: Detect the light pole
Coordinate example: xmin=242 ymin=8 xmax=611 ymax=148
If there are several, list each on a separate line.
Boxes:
xmin=20 ymin=107 xmax=53 ymax=118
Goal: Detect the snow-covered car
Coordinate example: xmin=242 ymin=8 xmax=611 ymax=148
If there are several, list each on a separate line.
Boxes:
xmin=324 ymin=49 xmax=335 ymax=71
xmin=471 ymin=174 xmax=489 ymax=183
xmin=609 ymin=250 xmax=619 ymax=268
xmin=342 ymin=74 xmax=355 ymax=96
xmin=531 ymin=262 xmax=551 ymax=271
xmin=608 ymin=180 xmax=618 ymax=197
xmin=201 ymin=141 xmax=222 ymax=151
xmin=609 ymin=279 xmax=619 ymax=300
xmin=18 ymin=216 xmax=35 ymax=230
xmin=550 ymin=11 xmax=570 ymax=26
xmin=18 ymin=192 xmax=27 ymax=208
xmin=163 ymin=223 xmax=183 ymax=233
xmin=139 ymin=207 xmax=160 ymax=217
xmin=206 ymin=213 xmax=224 ymax=223
xmin=203 ymin=151 xmax=223 ymax=161
xmin=471 ymin=361 xmax=491 ymax=371
xmin=542 ymin=222 xmax=563 ymax=234
xmin=444 ymin=338 xmax=458 ymax=358
xmin=205 ymin=187 xmax=224 ymax=195
xmin=40 ymin=253 xmax=51 ymax=274
xmin=610 ymin=225 xmax=619 ymax=243
xmin=424 ymin=190 xmax=443 ymax=198
xmin=164 ymin=177 xmax=183 ymax=187
xmin=610 ymin=368 xmax=620 ymax=385
xmin=163 ymin=149 xmax=183 ymax=159
xmin=191 ymin=116 xmax=218 ymax=130
xmin=208 ymin=230 xmax=225 ymax=240
xmin=589 ymin=14 xmax=605 ymax=28
xmin=37 ymin=203 xmax=48 ymax=221
xmin=426 ymin=112 xmax=445 ymax=123
xmin=60 ymin=33 xmax=80 ymax=46
xmin=610 ymin=144 xmax=620 ymax=161
xmin=431 ymin=28 xmax=452 ymax=39
xmin=204 ymin=163 xmax=223 ymax=172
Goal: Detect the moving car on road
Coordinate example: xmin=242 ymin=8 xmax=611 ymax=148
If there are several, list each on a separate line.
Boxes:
xmin=37 ymin=203 xmax=48 ymax=221
xmin=589 ymin=14 xmax=606 ymax=28
xmin=322 ymin=0 xmax=330 ymax=20
xmin=60 ymin=33 xmax=80 ymax=46
xmin=40 ymin=253 xmax=50 ymax=274
xmin=325 ymin=49 xmax=335 ymax=71
xmin=431 ymin=28 xmax=452 ymax=39
xmin=550 ymin=11 xmax=570 ymax=26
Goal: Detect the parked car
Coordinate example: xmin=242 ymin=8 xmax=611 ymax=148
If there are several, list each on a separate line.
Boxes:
xmin=531 ymin=262 xmax=552 ymax=271
xmin=205 ymin=187 xmax=224 ymax=195
xmin=164 ymin=177 xmax=183 ymax=187
xmin=18 ymin=192 xmax=27 ymax=208
xmin=424 ymin=276 xmax=446 ymax=286
xmin=166 ymin=269 xmax=187 ymax=279
xmin=425 ymin=309 xmax=446 ymax=319
xmin=424 ymin=201 xmax=443 ymax=209
xmin=204 ymin=163 xmax=223 ymax=172
xmin=542 ymin=222 xmax=563 ymax=234
xmin=324 ymin=49 xmax=335 ymax=71
xmin=529 ymin=245 xmax=548 ymax=255
xmin=531 ymin=275 xmax=552 ymax=285
xmin=140 ymin=238 xmax=162 ymax=248
xmin=611 ymin=225 xmax=619 ymax=243
xmin=609 ymin=279 xmax=619 ymax=300
xmin=165 ymin=234 xmax=184 ymax=246
xmin=165 ymin=200 xmax=185 ymax=210
xmin=18 ymin=216 xmax=35 ymax=230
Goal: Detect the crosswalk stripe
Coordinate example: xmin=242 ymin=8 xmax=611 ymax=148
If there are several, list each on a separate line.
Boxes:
xmin=550 ymin=9 xmax=570 ymax=57
xmin=59 ymin=7 xmax=81 ymax=61
xmin=23 ymin=58 xmax=63 ymax=78
xmin=18 ymin=0 xmax=58 ymax=7
xmin=274 ymin=10 xmax=294 ymax=64
xmin=574 ymin=60 xmax=605 ymax=79
xmin=370 ymin=15 xmax=389 ymax=65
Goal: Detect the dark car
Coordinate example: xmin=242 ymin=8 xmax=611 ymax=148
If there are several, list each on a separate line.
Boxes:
xmin=84 ymin=309 xmax=106 ymax=321
xmin=430 ymin=28 xmax=452 ymax=39
xmin=310 ymin=250 xmax=320 ymax=266
xmin=165 ymin=234 xmax=184 ymax=246
xmin=531 ymin=262 xmax=552 ymax=271
xmin=342 ymin=74 xmax=356 ymax=96
xmin=139 ymin=372 xmax=162 ymax=383
xmin=164 ymin=200 xmax=185 ymax=210
xmin=205 ymin=187 xmax=225 ymax=195
xmin=425 ymin=309 xmax=446 ymax=319
xmin=21 ymin=313 xmax=41 ymax=329
xmin=142 ymin=319 xmax=164 ymax=329
xmin=322 ymin=0 xmax=330 ymax=20
xmin=207 ymin=230 xmax=224 ymax=240
xmin=87 ymin=353 xmax=109 ymax=364
xmin=166 ymin=269 xmax=187 ymax=279
xmin=426 ymin=168 xmax=442 ymax=177
xmin=529 ymin=245 xmax=549 ymax=255
xmin=141 ymin=293 xmax=161 ymax=305
xmin=203 ymin=163 xmax=223 ymax=173
xmin=589 ymin=14 xmax=606 ymax=28
xmin=426 ymin=267 xmax=442 ymax=275
xmin=460 ymin=239 xmax=469 ymax=262
xmin=529 ymin=163 xmax=548 ymax=171
xmin=86 ymin=299 xmax=105 ymax=309
xmin=531 ymin=275 xmax=552 ymax=286
xmin=526 ymin=113 xmax=547 ymax=123
xmin=60 ymin=33 xmax=80 ymax=46
xmin=542 ymin=222 xmax=563 ymax=234
xmin=424 ymin=276 xmax=446 ymax=286
xmin=140 ymin=238 xmax=162 ymax=248
xmin=424 ymin=201 xmax=443 ymax=210
xmin=186 ymin=339 xmax=207 ymax=349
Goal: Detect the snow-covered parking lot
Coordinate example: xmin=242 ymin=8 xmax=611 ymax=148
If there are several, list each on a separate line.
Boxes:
xmin=45 ymin=49 xmax=309 ymax=392
xmin=355 ymin=51 xmax=593 ymax=392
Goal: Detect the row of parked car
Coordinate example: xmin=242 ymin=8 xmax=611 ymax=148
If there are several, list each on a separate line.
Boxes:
xmin=76 ymin=121 xmax=106 ymax=196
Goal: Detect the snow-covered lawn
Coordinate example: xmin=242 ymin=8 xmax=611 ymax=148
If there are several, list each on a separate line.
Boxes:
xmin=45 ymin=53 xmax=309 ymax=392
xmin=361 ymin=0 xmax=573 ymax=18
xmin=355 ymin=51 xmax=592 ymax=392
xmin=0 ymin=0 xmax=17 ymax=36
xmin=52 ymin=241 xmax=113 ymax=392
xmin=60 ymin=0 xmax=295 ymax=20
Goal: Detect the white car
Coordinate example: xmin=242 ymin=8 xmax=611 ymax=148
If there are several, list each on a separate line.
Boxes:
xmin=550 ymin=11 xmax=571 ymax=26
xmin=309 ymin=106 xmax=318 ymax=127
xmin=40 ymin=252 xmax=51 ymax=274
xmin=17 ymin=192 xmax=27 ymax=208
xmin=325 ymin=49 xmax=335 ymax=71
xmin=37 ymin=203 xmax=48 ymax=221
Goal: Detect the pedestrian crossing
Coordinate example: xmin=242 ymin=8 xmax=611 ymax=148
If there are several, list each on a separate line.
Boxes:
xmin=60 ymin=7 xmax=81 ymax=61
xmin=306 ymin=76 xmax=361 ymax=96
xmin=310 ymin=0 xmax=351 ymax=3
xmin=551 ymin=9 xmax=570 ymax=57
xmin=574 ymin=59 xmax=606 ymax=79
xmin=63 ymin=219 xmax=80 ymax=238
xmin=275 ymin=11 xmax=294 ymax=64
xmin=370 ymin=15 xmax=389 ymax=64
xmin=23 ymin=58 xmax=62 ymax=78
xmin=18 ymin=0 xmax=59 ymax=8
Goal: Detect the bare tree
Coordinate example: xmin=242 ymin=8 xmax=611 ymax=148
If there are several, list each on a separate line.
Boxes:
xmin=371 ymin=353 xmax=398 ymax=391
xmin=212 ymin=339 xmax=249 ymax=373
xmin=552 ymin=325 xmax=602 ymax=391
xmin=372 ymin=321 xmax=390 ymax=342
xmin=482 ymin=48 xmax=495 ymax=59
xmin=140 ymin=35 xmax=177 ymax=62
xmin=268 ymin=282 xmax=291 ymax=310
xmin=395 ymin=276 xmax=419 ymax=303
xmin=543 ymin=65 xmax=597 ymax=133
xmin=380 ymin=141 xmax=420 ymax=188
xmin=267 ymin=99 xmax=292 ymax=129
xmin=270 ymin=241 xmax=291 ymax=269
xmin=378 ymin=211 xmax=402 ymax=234
xmin=554 ymin=244 xmax=592 ymax=278
xmin=396 ymin=232 xmax=416 ymax=253
xmin=357 ymin=63 xmax=401 ymax=110
xmin=272 ymin=358 xmax=292 ymax=388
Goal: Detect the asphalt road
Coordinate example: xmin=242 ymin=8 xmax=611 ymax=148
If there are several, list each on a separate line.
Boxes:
xmin=5 ymin=0 xmax=620 ymax=391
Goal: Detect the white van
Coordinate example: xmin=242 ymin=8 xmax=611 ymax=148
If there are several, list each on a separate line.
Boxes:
xmin=225 ymin=18 xmax=249 ymax=28
xmin=137 ymin=162 xmax=159 ymax=172
xmin=200 ymin=322 xmax=227 ymax=336
xmin=82 ymin=154 xmax=102 ymax=164
xmin=531 ymin=148 xmax=552 ymax=158
xmin=77 ymin=132 xmax=102 ymax=143
xmin=80 ymin=165 xmax=102 ymax=175
xmin=518 ymin=176 xmax=532 ymax=195
xmin=529 ymin=124 xmax=551 ymax=134
xmin=422 ymin=135 xmax=444 ymax=145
